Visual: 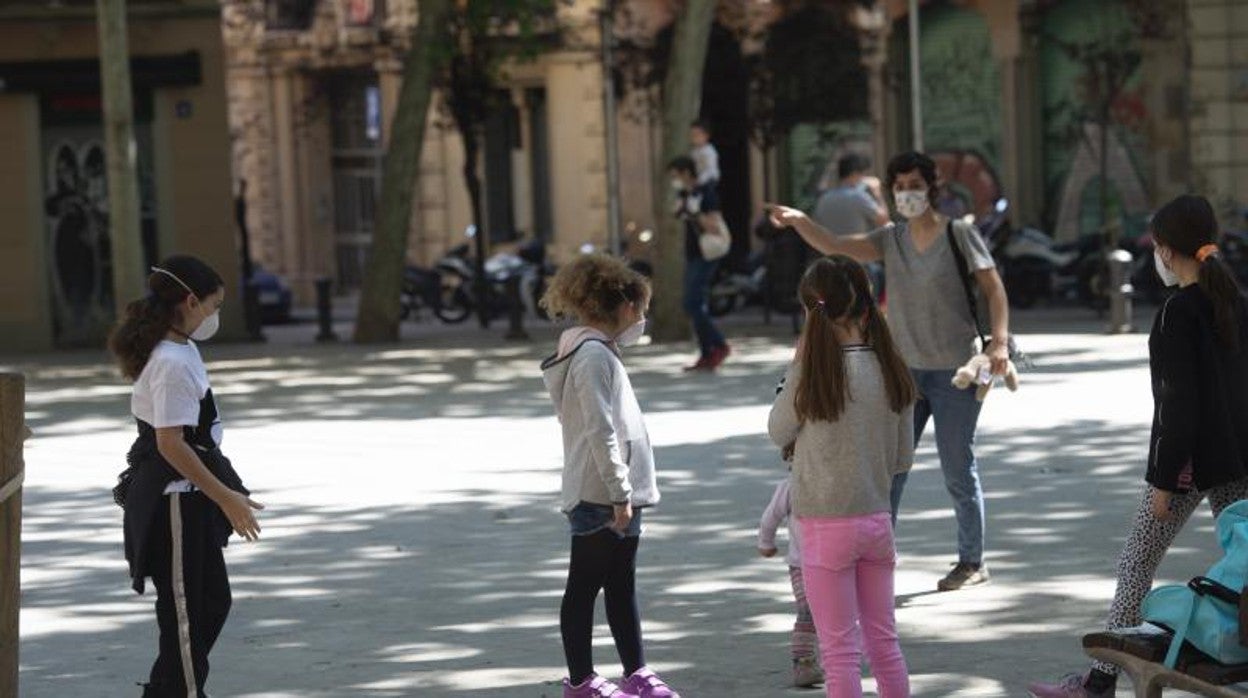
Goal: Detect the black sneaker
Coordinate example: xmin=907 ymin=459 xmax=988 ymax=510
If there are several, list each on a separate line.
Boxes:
xmin=937 ymin=562 xmax=989 ymax=591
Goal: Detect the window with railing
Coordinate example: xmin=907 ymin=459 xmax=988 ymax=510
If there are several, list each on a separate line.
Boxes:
xmin=266 ymin=0 xmax=318 ymax=31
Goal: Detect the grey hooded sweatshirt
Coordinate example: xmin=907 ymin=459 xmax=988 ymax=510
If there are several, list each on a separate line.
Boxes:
xmin=542 ymin=327 xmax=660 ymax=513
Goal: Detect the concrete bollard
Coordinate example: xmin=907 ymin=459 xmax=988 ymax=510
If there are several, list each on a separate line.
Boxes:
xmin=504 ymin=276 xmax=529 ymax=341
xmin=1107 ymin=249 xmax=1134 ymax=335
xmin=314 ymin=277 xmax=338 ymax=342
xmin=0 ymin=373 xmax=26 ymax=697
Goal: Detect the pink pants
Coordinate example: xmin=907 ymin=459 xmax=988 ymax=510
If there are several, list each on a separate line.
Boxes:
xmin=800 ymin=512 xmax=909 ymax=698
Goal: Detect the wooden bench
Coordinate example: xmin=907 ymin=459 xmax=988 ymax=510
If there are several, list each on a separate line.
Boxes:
xmin=1084 ymin=628 xmax=1248 ymax=697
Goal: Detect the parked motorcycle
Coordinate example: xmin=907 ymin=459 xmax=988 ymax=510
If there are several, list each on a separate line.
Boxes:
xmin=434 ymin=228 xmax=553 ymax=324
xmin=994 ymin=203 xmax=1116 ymax=311
xmin=400 ymin=264 xmax=456 ymax=322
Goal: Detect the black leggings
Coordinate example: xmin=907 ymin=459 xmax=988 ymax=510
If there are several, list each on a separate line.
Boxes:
xmin=560 ymin=530 xmax=644 ymax=684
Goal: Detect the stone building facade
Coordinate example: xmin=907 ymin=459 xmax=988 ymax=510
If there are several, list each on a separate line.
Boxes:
xmin=227 ymin=0 xmax=1245 ymax=307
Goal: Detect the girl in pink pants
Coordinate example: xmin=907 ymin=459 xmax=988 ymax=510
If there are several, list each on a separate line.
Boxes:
xmin=769 ymin=256 xmax=916 ymax=698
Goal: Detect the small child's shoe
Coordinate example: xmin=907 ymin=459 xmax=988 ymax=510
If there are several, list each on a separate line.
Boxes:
xmin=563 ymin=674 xmax=639 ymax=698
xmin=620 ymin=666 xmax=680 ymax=698
xmin=793 ymin=656 xmax=823 ymax=688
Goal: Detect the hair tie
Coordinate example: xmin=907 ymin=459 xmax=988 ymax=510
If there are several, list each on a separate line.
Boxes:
xmin=1196 ymin=244 xmax=1219 ymax=263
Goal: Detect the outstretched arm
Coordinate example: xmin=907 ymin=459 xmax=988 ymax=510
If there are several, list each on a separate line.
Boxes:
xmin=767 ymin=204 xmax=882 ymax=262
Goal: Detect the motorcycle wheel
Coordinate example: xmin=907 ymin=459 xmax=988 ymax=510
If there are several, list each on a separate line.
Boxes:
xmin=434 ymin=285 xmax=473 ymax=324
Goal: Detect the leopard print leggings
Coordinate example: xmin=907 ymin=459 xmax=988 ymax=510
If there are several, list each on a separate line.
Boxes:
xmin=1092 ymin=477 xmax=1248 ymax=676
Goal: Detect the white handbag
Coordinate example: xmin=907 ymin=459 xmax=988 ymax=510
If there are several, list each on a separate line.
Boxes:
xmin=698 ymin=218 xmax=731 ymax=261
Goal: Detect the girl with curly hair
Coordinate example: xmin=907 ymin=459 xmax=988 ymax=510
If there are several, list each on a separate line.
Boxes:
xmin=540 ymin=254 xmax=680 ymax=698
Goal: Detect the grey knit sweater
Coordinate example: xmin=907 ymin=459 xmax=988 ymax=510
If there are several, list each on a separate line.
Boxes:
xmin=768 ymin=348 xmax=915 ymax=518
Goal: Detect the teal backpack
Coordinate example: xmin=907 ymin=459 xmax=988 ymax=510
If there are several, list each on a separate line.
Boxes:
xmin=1141 ymin=499 xmax=1248 ymax=667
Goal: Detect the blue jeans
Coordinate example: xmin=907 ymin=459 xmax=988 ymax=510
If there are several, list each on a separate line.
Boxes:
xmin=890 ymin=369 xmax=986 ymax=565
xmin=683 ymin=258 xmax=726 ymax=356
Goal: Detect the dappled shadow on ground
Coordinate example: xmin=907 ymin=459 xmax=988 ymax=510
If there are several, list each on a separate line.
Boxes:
xmin=17 ymin=318 xmax=1212 ymax=696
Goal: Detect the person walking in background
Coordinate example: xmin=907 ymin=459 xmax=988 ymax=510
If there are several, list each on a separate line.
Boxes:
xmin=758 ymin=474 xmax=823 ymax=688
xmin=668 ymin=156 xmax=731 ymax=371
xmin=769 ymin=151 xmax=1012 ymax=592
xmin=108 ymin=255 xmax=264 ymax=698
xmin=769 ymin=256 xmax=916 ymax=698
xmin=813 ymin=154 xmax=891 ymax=299
xmin=540 ymin=254 xmax=681 ymax=698
xmin=1028 ymin=194 xmax=1248 ymax=698
xmin=689 ymin=120 xmax=720 ymax=188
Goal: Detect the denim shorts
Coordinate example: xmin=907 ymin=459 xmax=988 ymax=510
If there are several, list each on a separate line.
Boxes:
xmin=567 ymin=502 xmax=643 ymax=538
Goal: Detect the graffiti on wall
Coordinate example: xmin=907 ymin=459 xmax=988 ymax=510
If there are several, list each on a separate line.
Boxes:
xmin=916 ymin=5 xmax=1003 ymax=175
xmin=1041 ymin=0 xmax=1151 ymax=241
xmin=44 ymin=138 xmax=113 ymax=344
xmin=930 ymin=150 xmax=1003 ymax=221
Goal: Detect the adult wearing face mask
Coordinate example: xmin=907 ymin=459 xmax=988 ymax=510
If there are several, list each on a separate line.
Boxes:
xmin=667 ymin=156 xmax=731 ymax=372
xmin=768 ymin=151 xmax=1011 ymax=592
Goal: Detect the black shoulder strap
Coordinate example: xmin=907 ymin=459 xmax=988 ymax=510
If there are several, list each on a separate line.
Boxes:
xmin=947 ymin=220 xmax=987 ymax=348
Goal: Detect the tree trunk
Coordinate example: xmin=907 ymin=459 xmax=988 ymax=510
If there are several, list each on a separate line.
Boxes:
xmin=353 ymin=0 xmax=454 ymax=343
xmin=648 ymin=0 xmax=717 ymax=343
xmin=96 ymin=0 xmax=145 ymax=320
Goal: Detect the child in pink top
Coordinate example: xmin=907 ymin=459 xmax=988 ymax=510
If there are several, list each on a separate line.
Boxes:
xmin=758 ymin=475 xmax=822 ymax=687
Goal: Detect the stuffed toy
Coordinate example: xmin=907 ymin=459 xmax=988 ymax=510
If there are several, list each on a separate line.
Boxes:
xmin=952 ymin=352 xmax=1020 ymax=401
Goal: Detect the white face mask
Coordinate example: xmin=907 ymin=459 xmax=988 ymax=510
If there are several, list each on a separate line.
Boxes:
xmin=670 ymin=178 xmax=686 ymax=192
xmin=1154 ymin=249 xmax=1180 ymax=287
xmin=191 ymin=309 xmax=221 ymax=341
xmin=616 ymin=318 xmax=647 ymax=347
xmin=894 ymin=190 xmax=930 ymax=219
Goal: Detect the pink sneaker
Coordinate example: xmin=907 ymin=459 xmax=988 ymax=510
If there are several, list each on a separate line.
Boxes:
xmin=620 ymin=667 xmax=680 ymax=698
xmin=563 ymin=674 xmax=639 ymax=698
xmin=1027 ymin=672 xmax=1114 ymax=697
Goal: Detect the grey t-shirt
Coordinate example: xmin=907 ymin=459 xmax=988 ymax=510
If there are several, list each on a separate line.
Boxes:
xmin=813 ymin=185 xmax=880 ymax=236
xmin=868 ymin=219 xmax=996 ymax=370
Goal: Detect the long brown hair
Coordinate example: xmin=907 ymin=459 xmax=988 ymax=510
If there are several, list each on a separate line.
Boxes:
xmin=107 ymin=255 xmax=223 ymax=380
xmin=794 ymin=256 xmax=916 ymax=422
xmin=1152 ymin=194 xmax=1245 ymax=353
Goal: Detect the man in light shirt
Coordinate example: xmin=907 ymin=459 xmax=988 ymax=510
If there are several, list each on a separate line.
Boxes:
xmin=813 ymin=154 xmax=890 ymax=297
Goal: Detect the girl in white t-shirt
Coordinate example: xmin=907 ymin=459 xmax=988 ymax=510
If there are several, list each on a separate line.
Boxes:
xmin=108 ymin=255 xmax=263 ymax=698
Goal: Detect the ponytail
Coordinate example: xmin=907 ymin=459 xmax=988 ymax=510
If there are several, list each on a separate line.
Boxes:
xmin=1198 ymin=254 xmax=1244 ymax=353
xmin=795 ymin=302 xmax=849 ymax=423
xmin=108 ymin=295 xmax=178 ymax=380
xmin=107 ymin=254 xmax=223 ymax=380
xmin=794 ymin=256 xmax=917 ymax=422
xmin=1151 ymin=194 xmax=1245 ymax=354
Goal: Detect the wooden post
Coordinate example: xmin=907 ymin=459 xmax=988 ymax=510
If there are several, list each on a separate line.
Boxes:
xmin=96 ymin=0 xmax=146 ymax=318
xmin=0 ymin=373 xmax=26 ymax=697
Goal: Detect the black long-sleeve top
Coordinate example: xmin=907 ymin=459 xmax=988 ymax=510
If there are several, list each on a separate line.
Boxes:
xmin=1147 ymin=285 xmax=1248 ymax=492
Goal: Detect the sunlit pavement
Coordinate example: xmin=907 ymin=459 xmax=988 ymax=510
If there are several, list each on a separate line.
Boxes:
xmin=8 ymin=307 xmax=1224 ymax=696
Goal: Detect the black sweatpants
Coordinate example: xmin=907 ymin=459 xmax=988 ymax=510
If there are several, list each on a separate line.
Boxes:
xmin=560 ymin=529 xmax=644 ymax=685
xmin=142 ymin=491 xmax=232 ymax=698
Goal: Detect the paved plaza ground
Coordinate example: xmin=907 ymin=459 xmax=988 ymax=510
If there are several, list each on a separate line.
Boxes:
xmin=5 ymin=307 xmax=1228 ymax=696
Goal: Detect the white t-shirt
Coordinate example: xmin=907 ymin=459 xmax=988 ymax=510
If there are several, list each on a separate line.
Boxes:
xmin=131 ymin=340 xmax=222 ymax=493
